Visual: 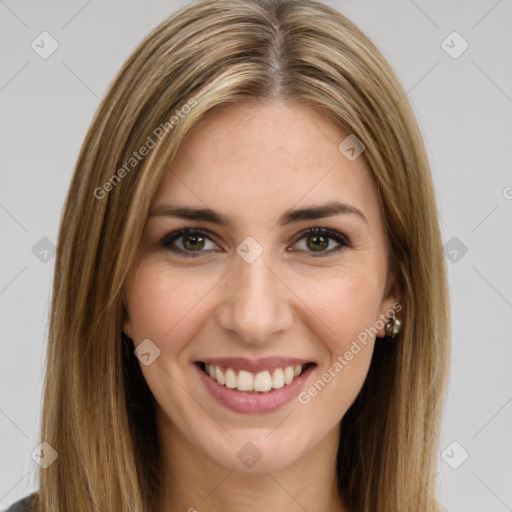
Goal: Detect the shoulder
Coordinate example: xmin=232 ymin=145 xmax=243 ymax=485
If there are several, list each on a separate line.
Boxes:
xmin=3 ymin=492 xmax=38 ymax=512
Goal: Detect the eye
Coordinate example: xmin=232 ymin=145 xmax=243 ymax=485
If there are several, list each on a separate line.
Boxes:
xmin=290 ymin=226 xmax=351 ymax=257
xmin=160 ymin=228 xmax=219 ymax=258
xmin=160 ymin=226 xmax=351 ymax=258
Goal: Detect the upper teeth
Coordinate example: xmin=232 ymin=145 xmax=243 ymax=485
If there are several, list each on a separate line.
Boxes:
xmin=204 ymin=363 xmax=304 ymax=393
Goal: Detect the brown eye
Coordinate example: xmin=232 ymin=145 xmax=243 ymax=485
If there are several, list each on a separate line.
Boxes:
xmin=160 ymin=228 xmax=218 ymax=257
xmin=182 ymin=234 xmax=206 ymax=251
xmin=306 ymin=233 xmax=329 ymax=251
xmin=291 ymin=227 xmax=351 ymax=257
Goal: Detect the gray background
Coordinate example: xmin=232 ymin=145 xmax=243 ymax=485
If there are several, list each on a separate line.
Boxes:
xmin=1 ymin=1 xmax=511 ymax=510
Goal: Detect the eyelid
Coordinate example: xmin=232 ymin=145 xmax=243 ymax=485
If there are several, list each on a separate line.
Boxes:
xmin=160 ymin=227 xmax=220 ymax=257
xmin=286 ymin=226 xmax=351 ymax=258
xmin=291 ymin=226 xmax=351 ymax=247
xmin=160 ymin=226 xmax=351 ymax=257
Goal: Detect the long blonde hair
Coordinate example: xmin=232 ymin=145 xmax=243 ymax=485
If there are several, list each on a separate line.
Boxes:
xmin=37 ymin=0 xmax=450 ymax=510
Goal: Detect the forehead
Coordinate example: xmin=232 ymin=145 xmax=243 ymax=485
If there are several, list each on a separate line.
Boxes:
xmin=152 ymin=100 xmax=382 ymax=230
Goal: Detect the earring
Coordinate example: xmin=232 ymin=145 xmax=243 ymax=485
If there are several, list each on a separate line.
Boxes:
xmin=385 ymin=315 xmax=402 ymax=339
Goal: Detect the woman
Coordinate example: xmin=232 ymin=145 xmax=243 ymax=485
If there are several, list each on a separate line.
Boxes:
xmin=7 ymin=0 xmax=450 ymax=510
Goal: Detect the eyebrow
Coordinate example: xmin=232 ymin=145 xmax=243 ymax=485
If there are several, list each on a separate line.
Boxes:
xmin=149 ymin=200 xmax=368 ymax=227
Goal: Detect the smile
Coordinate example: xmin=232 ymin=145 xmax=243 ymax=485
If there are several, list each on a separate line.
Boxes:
xmin=194 ymin=358 xmax=317 ymax=413
xmin=202 ymin=362 xmax=313 ymax=392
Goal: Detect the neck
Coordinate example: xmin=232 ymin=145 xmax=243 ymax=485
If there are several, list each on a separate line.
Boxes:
xmin=155 ymin=410 xmax=348 ymax=512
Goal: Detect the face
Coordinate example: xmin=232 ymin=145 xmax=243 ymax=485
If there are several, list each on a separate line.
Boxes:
xmin=123 ymin=100 xmax=399 ymax=474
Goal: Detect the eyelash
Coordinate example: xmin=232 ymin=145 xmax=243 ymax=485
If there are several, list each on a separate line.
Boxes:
xmin=159 ymin=226 xmax=352 ymax=258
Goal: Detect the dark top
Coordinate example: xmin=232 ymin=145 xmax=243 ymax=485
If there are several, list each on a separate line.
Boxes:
xmin=4 ymin=493 xmax=37 ymax=512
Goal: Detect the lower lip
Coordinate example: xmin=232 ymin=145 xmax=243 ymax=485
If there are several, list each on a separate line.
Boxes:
xmin=195 ymin=363 xmax=315 ymax=414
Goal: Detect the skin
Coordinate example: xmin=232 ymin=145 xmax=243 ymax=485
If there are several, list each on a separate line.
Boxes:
xmin=123 ymin=100 xmax=400 ymax=512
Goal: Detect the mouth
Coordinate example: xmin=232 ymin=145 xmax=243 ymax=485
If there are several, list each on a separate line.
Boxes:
xmin=194 ymin=358 xmax=317 ymax=414
xmin=196 ymin=361 xmax=316 ymax=393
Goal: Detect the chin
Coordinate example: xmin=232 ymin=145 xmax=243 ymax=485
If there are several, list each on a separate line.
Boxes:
xmin=197 ymin=424 xmax=315 ymax=474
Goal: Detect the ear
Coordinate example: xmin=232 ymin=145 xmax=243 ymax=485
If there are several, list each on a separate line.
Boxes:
xmin=376 ymin=268 xmax=402 ymax=338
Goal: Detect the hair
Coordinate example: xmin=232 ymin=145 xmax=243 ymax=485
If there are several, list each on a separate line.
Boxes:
xmin=34 ymin=0 xmax=451 ymax=511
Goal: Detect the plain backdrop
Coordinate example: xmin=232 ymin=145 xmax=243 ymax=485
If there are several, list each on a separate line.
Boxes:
xmin=1 ymin=1 xmax=511 ymax=511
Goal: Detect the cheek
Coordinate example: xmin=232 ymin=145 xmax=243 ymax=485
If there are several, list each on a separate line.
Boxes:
xmin=124 ymin=262 xmax=217 ymax=351
xmin=293 ymin=265 xmax=384 ymax=349
xmin=290 ymin=265 xmax=383 ymax=411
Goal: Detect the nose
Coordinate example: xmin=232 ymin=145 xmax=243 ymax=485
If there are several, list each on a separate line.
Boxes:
xmin=215 ymin=251 xmax=294 ymax=346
